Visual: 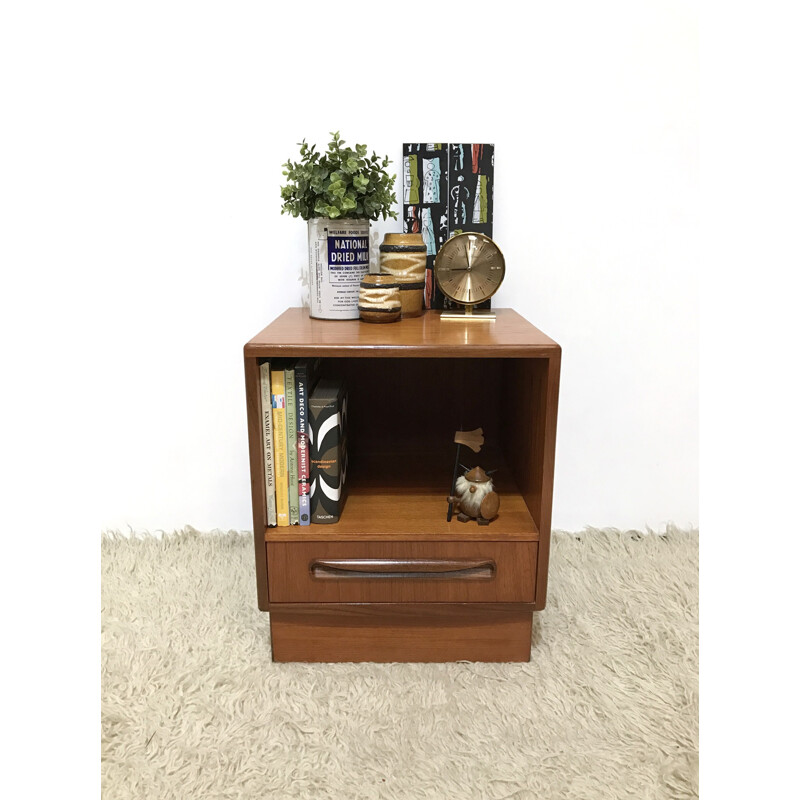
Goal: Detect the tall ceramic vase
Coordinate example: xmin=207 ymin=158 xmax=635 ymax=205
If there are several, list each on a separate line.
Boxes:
xmin=307 ymin=218 xmax=371 ymax=320
xmin=378 ymin=233 xmax=427 ymax=317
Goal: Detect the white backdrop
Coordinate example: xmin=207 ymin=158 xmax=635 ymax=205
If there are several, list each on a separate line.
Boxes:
xmin=94 ymin=0 xmax=697 ymax=534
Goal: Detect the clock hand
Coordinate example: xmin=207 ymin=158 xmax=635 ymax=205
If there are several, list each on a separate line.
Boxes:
xmin=457 ymin=273 xmax=473 ymax=298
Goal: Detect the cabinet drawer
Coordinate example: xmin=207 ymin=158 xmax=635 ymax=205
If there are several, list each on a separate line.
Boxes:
xmin=267 ymin=541 xmax=537 ymax=603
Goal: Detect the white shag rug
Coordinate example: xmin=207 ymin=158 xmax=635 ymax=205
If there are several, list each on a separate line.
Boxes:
xmin=101 ymin=528 xmax=698 ymax=799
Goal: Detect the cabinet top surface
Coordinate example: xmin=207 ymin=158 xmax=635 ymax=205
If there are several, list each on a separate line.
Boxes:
xmin=245 ymin=308 xmax=560 ymax=357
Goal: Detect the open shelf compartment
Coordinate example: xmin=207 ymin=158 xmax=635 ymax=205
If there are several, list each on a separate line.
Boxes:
xmin=265 ymin=453 xmax=539 ymax=542
xmin=263 ymin=356 xmax=548 ymax=542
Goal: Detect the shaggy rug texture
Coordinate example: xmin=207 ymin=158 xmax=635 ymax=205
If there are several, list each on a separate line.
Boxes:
xmin=101 ymin=528 xmax=698 ymax=799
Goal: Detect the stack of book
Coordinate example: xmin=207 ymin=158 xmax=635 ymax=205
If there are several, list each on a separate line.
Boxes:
xmin=259 ymin=360 xmax=347 ymax=526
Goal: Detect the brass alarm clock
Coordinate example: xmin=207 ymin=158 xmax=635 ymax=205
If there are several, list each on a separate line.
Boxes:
xmin=434 ymin=232 xmax=505 ymax=320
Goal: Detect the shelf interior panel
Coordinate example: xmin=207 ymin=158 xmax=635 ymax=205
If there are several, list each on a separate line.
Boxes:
xmin=266 ymin=451 xmax=538 ymax=542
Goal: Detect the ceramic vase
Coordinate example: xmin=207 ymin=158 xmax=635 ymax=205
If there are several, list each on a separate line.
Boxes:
xmin=358 ymin=274 xmax=402 ymax=323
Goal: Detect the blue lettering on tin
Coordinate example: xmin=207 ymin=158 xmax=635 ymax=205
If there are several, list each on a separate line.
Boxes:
xmin=328 ymin=235 xmax=369 ymax=266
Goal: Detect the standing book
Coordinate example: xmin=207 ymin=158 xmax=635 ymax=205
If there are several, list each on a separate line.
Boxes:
xmin=284 ymin=362 xmax=299 ymax=525
xmin=295 ymin=358 xmax=322 ymax=525
xmin=270 ymin=366 xmax=289 ymax=527
xmin=309 ymin=377 xmax=348 ymax=524
xmin=259 ymin=361 xmax=277 ymax=527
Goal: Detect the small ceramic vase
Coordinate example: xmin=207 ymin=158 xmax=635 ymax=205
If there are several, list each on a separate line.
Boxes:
xmin=358 ymin=274 xmax=402 ymax=323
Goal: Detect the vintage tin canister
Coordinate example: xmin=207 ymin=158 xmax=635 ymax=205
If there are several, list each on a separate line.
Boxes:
xmin=307 ymin=218 xmax=371 ymax=319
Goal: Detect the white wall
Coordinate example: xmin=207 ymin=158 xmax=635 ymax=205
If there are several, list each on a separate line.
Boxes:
xmin=93 ymin=0 xmax=697 ymax=533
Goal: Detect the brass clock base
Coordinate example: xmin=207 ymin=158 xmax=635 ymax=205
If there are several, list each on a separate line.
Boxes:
xmin=441 ymin=308 xmax=497 ymax=321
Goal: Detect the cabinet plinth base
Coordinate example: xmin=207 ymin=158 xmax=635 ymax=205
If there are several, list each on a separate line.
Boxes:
xmin=269 ymin=603 xmax=533 ymax=663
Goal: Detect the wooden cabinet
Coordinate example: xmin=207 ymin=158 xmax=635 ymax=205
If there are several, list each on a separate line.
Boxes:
xmin=244 ymin=308 xmax=561 ymax=662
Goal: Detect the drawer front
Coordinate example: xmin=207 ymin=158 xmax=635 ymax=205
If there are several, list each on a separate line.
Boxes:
xmin=267 ymin=541 xmax=537 ymax=603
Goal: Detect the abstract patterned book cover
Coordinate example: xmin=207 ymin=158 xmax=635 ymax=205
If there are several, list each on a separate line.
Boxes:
xmin=403 ymin=143 xmax=494 ymax=309
xmin=308 ymin=378 xmax=348 ymax=525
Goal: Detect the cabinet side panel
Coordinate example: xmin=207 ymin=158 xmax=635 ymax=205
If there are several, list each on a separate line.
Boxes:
xmin=534 ymin=351 xmax=560 ymax=608
xmin=500 ymin=360 xmax=541 ymax=519
xmin=244 ymin=354 xmax=269 ymax=611
xmin=501 ymin=355 xmax=560 ymax=609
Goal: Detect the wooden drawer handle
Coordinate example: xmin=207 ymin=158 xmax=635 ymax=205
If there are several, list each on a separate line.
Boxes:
xmin=309 ymin=558 xmax=496 ymax=581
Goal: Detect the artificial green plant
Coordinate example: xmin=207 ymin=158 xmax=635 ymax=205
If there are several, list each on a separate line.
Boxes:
xmin=280 ymin=132 xmax=398 ymax=221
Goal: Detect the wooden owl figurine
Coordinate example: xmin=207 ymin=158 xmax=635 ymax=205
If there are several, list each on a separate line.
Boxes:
xmin=447 ymin=466 xmax=500 ymax=525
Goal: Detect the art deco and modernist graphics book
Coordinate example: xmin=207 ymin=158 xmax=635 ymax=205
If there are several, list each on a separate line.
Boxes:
xmin=259 ymin=361 xmax=277 ymax=527
xmin=402 ymin=143 xmax=495 ymax=309
xmin=284 ymin=363 xmax=299 ymax=525
xmin=308 ymin=377 xmax=348 ymax=524
xmin=295 ymin=358 xmax=322 ymax=525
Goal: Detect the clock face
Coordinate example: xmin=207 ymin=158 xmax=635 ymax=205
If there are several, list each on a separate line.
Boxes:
xmin=434 ymin=232 xmax=506 ymax=306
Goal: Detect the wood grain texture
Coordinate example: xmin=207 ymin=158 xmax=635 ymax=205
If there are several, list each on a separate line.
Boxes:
xmin=327 ymin=358 xmax=502 ymax=460
xmin=265 ymin=435 xmax=538 ymax=543
xmin=244 ymin=308 xmax=560 ymax=358
xmin=243 ymin=355 xmax=269 ymax=610
xmin=264 ymin=483 xmax=538 ymax=542
xmin=269 ymin=603 xmax=534 ymax=662
xmin=499 ymin=353 xmax=561 ymax=610
xmin=267 ymin=540 xmax=537 ymax=603
xmin=534 ymin=349 xmax=561 ymax=609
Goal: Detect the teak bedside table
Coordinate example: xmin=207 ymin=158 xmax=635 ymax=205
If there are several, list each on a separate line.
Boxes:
xmin=244 ymin=308 xmax=561 ymax=662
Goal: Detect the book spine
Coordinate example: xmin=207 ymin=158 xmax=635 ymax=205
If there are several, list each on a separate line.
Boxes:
xmin=285 ymin=365 xmax=299 ymax=525
xmin=259 ymin=362 xmax=277 ymax=527
xmin=295 ymin=359 xmax=319 ymax=526
xmin=271 ymin=368 xmax=289 ymax=527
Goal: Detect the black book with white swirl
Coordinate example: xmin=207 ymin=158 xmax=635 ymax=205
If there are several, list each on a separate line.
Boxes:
xmin=308 ymin=377 xmax=348 ymax=524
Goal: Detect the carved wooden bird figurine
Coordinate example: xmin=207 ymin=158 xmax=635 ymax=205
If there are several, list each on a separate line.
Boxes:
xmin=447 ymin=466 xmax=500 ymax=525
